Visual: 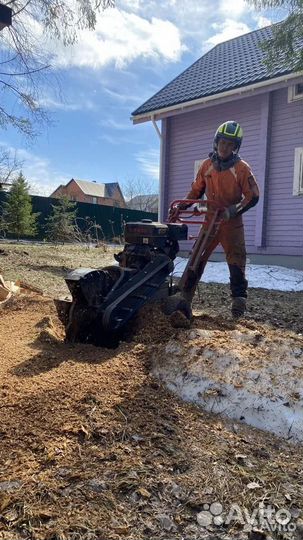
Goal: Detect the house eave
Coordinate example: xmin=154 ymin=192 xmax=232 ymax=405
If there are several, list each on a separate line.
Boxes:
xmin=132 ymin=72 xmax=302 ymax=124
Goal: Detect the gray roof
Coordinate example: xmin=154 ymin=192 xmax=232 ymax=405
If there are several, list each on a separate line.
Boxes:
xmin=132 ymin=24 xmax=298 ymax=117
xmin=105 ymin=182 xmax=121 ymax=198
xmin=72 ymin=179 xmax=120 ymax=198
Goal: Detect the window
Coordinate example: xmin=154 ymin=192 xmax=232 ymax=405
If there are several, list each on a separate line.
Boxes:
xmin=288 ymin=83 xmax=303 ymax=103
xmin=92 ymin=196 xmax=97 ymax=204
xmin=293 ymin=148 xmax=303 ymax=196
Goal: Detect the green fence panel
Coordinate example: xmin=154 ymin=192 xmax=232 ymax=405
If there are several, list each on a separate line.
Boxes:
xmin=0 ymin=192 xmax=158 ymax=241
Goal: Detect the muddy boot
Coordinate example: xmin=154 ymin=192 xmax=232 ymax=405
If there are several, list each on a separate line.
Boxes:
xmin=169 ymin=310 xmax=191 ymax=329
xmin=162 ymin=293 xmax=192 ymax=329
xmin=231 ymin=296 xmax=246 ymax=319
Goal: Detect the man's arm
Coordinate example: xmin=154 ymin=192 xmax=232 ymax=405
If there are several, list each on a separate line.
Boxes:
xmin=169 ymin=161 xmax=207 ymax=221
xmin=223 ymin=163 xmax=259 ymax=221
xmin=228 ymin=163 xmax=259 ymax=218
xmin=237 ymin=165 xmax=259 ymax=215
xmin=185 ymin=163 xmax=207 ymax=201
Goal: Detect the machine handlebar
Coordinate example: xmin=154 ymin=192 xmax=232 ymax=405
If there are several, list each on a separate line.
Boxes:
xmin=168 ymin=199 xmax=225 ymax=224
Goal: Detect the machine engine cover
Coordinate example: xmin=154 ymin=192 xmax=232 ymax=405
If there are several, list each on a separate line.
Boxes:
xmin=124 ymin=220 xmax=187 ymax=246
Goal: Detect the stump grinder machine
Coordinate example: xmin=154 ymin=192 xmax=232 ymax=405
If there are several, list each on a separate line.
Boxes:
xmin=55 ymin=201 xmax=224 ymax=347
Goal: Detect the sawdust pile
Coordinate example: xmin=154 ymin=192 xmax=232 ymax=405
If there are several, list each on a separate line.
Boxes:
xmin=0 ymin=292 xmax=303 ymax=540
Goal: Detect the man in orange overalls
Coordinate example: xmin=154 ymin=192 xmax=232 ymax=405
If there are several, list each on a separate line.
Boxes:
xmin=172 ymin=120 xmax=259 ymax=318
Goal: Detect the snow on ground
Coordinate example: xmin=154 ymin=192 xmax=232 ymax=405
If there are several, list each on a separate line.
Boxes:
xmin=153 ymin=327 xmax=303 ymax=443
xmin=173 ymin=258 xmax=303 ymax=292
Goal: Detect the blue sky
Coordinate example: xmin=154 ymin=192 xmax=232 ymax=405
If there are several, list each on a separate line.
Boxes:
xmin=0 ymin=0 xmax=285 ymax=198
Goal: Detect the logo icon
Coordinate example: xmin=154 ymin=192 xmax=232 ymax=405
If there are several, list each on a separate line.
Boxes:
xmin=197 ymin=502 xmax=224 ymax=527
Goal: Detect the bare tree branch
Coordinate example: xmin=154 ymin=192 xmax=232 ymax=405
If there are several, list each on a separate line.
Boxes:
xmin=0 ymin=0 xmax=116 ymax=136
xmin=0 ymin=147 xmax=22 ymax=187
xmin=123 ymin=177 xmax=158 ymax=212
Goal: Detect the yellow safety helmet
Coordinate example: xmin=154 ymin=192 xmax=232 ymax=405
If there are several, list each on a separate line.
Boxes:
xmin=214 ymin=121 xmax=243 ymax=152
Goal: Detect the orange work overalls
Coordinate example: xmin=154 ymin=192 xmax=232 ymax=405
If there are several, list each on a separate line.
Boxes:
xmin=187 ymin=158 xmax=260 ymax=298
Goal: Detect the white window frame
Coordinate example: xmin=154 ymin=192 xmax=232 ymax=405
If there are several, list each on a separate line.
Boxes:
xmin=293 ymin=148 xmax=303 ymax=196
xmin=288 ymin=83 xmax=303 ymax=103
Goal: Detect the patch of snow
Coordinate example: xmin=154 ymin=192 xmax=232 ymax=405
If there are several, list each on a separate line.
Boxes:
xmin=153 ymin=331 xmax=303 ymax=443
xmin=172 ymin=258 xmax=303 ymax=292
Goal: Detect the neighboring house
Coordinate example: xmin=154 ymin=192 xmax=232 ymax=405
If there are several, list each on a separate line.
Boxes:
xmin=132 ymin=25 xmax=303 ymax=266
xmin=0 ymin=182 xmax=12 ymax=191
xmin=128 ymin=194 xmax=159 ymax=213
xmin=51 ymin=179 xmax=126 ymax=208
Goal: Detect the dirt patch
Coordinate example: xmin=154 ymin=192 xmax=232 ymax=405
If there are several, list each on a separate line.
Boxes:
xmin=193 ymin=282 xmax=303 ymax=334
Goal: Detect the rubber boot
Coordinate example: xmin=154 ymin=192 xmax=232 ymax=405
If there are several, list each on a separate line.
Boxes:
xmin=231 ymin=296 xmax=246 ymax=319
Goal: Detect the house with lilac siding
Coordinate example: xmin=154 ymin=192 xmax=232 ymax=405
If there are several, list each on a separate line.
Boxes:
xmin=132 ymin=25 xmax=303 ymax=268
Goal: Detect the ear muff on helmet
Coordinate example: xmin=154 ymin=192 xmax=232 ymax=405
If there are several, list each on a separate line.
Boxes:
xmin=214 ymin=121 xmax=243 ymax=152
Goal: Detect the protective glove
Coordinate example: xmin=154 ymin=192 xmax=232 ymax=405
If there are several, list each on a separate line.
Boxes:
xmin=178 ymin=201 xmax=192 ymax=211
xmin=222 ymin=204 xmax=238 ymax=221
xmin=168 ymin=202 xmax=192 ymax=222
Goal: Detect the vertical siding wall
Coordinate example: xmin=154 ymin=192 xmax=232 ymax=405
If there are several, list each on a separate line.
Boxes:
xmin=164 ymin=95 xmax=262 ymax=251
xmin=265 ymin=88 xmax=303 ymax=255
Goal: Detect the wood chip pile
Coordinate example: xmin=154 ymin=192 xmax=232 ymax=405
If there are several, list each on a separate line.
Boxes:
xmin=0 ymin=291 xmax=303 ymax=540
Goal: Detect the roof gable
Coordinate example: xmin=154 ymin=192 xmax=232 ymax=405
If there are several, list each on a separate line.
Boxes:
xmin=73 ymin=179 xmax=106 ymax=197
xmin=71 ymin=179 xmax=123 ymax=199
xmin=51 ymin=179 xmax=124 ymax=200
xmin=132 ymin=24 xmax=300 ymax=117
xmin=105 ymin=182 xmax=120 ymax=197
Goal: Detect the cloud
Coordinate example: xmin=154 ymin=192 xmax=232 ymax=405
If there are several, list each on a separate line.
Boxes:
xmin=4 ymin=4 xmax=185 ymax=72
xmin=119 ymin=0 xmax=210 ymax=40
xmin=135 ymin=148 xmax=159 ymax=180
xmin=120 ymin=0 xmax=141 ymax=10
xmin=206 ymin=19 xmax=251 ymax=47
xmin=100 ymin=118 xmax=132 ymax=130
xmin=46 ymin=8 xmax=184 ymax=70
xmin=99 ymin=133 xmax=135 ymax=145
xmin=255 ymin=15 xmax=272 ymax=28
xmin=0 ymin=144 xmax=68 ymax=196
xmin=218 ymin=0 xmax=248 ymax=18
xmin=4 ymin=0 xmax=266 ymax=77
xmin=102 ymin=84 xmax=160 ymax=113
xmin=38 ymin=95 xmax=98 ymax=112
xmin=102 ymin=87 xmax=144 ymax=108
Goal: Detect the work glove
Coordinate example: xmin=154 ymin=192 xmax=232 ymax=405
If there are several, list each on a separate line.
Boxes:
xmin=168 ymin=202 xmax=191 ymax=222
xmin=222 ymin=204 xmax=238 ymax=221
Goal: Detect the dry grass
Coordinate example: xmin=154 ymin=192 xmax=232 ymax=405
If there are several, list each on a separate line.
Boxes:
xmin=0 ymin=242 xmax=117 ymax=297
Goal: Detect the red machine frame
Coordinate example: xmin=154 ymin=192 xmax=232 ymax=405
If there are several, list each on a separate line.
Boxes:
xmin=168 ymin=199 xmax=225 ymax=303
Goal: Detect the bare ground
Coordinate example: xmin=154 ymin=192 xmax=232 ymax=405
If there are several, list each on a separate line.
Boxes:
xmin=0 ymin=243 xmax=303 ymax=540
xmin=0 ymin=242 xmax=117 ymax=298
